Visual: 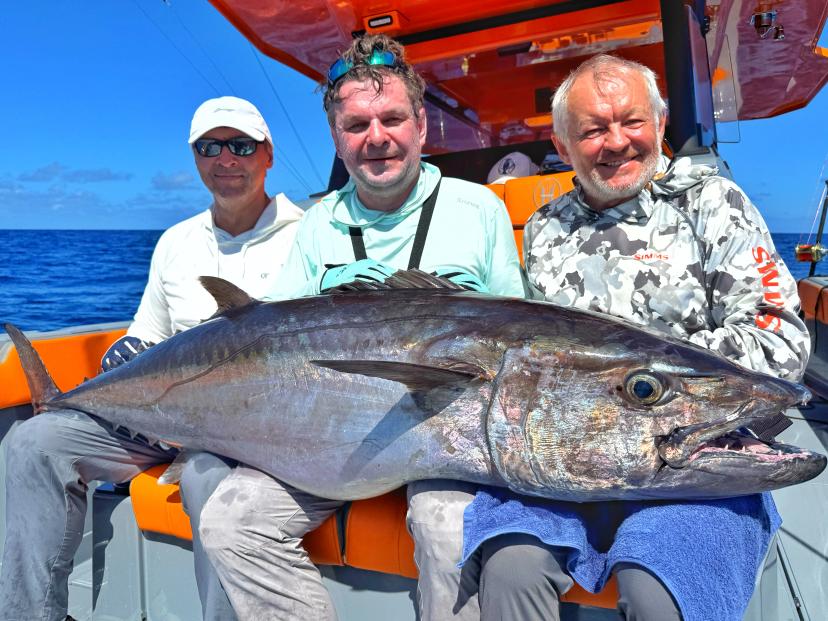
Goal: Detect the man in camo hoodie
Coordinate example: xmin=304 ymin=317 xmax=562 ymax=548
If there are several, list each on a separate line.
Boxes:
xmin=459 ymin=54 xmax=810 ymax=621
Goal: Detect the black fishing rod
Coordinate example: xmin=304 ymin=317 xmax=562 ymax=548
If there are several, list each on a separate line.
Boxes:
xmin=796 ymin=180 xmax=828 ymax=277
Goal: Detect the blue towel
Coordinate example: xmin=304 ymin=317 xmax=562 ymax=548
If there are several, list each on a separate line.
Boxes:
xmin=462 ymin=489 xmax=780 ymax=621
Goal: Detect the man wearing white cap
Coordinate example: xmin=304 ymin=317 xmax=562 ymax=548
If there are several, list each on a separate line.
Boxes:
xmin=0 ymin=96 xmax=303 ymax=621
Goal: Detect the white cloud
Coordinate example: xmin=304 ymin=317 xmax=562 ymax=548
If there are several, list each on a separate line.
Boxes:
xmin=151 ymin=171 xmax=198 ymax=191
xmin=18 ymin=162 xmax=67 ymax=182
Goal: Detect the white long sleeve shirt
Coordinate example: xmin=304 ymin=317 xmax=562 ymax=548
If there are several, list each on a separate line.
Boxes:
xmin=128 ymin=193 xmax=304 ymax=343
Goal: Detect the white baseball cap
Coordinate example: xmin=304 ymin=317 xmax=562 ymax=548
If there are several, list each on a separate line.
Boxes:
xmin=487 ymin=151 xmax=539 ymax=184
xmin=188 ymin=96 xmax=273 ymax=146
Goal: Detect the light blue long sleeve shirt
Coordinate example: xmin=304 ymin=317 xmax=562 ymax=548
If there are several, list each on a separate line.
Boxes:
xmin=266 ymin=162 xmax=524 ymax=300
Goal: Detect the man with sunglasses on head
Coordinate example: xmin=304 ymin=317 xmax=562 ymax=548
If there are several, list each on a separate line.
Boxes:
xmin=0 ymin=96 xmax=303 ymax=621
xmin=197 ymin=34 xmax=524 ymax=620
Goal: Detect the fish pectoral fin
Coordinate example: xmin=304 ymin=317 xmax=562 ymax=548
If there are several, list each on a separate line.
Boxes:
xmin=311 ymin=359 xmax=482 ymax=392
xmin=199 ymin=276 xmax=260 ymax=318
xmin=157 ymin=451 xmax=193 ymax=485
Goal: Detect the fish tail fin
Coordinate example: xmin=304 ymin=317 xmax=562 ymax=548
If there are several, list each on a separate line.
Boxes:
xmin=4 ymin=323 xmax=61 ymax=413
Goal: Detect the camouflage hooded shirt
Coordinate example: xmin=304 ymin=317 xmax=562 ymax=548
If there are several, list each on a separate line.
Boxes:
xmin=524 ymin=156 xmax=809 ymax=381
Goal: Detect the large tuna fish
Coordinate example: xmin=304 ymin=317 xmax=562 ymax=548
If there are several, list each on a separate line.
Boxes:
xmin=5 ymin=271 xmax=825 ymax=501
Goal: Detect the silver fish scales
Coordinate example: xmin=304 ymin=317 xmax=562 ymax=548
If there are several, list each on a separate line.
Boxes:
xmin=6 ymin=271 xmax=825 ymax=501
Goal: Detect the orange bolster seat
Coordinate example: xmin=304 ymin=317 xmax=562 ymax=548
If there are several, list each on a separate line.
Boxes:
xmin=798 ymin=278 xmax=828 ymax=322
xmin=130 ymin=465 xmax=344 ymax=566
xmin=339 ymin=485 xmax=618 ymax=608
xmin=485 ymin=171 xmax=576 ymax=228
xmin=130 ymin=465 xmax=194 ymax=540
xmin=486 ymin=173 xmax=576 ymax=266
xmin=131 ymin=467 xmax=616 ymax=609
xmin=561 ymin=577 xmax=619 ymax=608
xmin=484 ymin=182 xmax=505 ymax=201
xmin=343 ymin=487 xmax=417 ymax=578
xmin=502 ymin=172 xmax=575 ymax=226
xmin=0 ymin=327 xmax=127 ymax=410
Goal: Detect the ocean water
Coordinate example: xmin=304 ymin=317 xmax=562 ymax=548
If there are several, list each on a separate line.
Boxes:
xmin=0 ymin=230 xmax=824 ymax=332
xmin=0 ymin=230 xmax=162 ymax=332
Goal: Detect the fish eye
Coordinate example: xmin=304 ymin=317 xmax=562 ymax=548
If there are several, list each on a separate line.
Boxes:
xmin=623 ymin=372 xmax=665 ymax=406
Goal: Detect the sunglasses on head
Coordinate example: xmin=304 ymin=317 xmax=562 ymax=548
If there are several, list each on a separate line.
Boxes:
xmin=327 ymin=49 xmax=398 ymax=86
xmin=193 ymin=137 xmax=261 ymax=158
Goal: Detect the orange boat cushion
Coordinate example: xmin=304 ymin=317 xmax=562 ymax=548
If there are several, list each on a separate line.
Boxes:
xmin=0 ymin=327 xmax=127 ymax=410
xmin=131 ymin=465 xmax=194 ymax=540
xmin=798 ymin=278 xmax=828 ymax=323
xmin=514 ymin=229 xmax=524 ymax=264
xmin=344 ymin=487 xmax=417 ymax=578
xmin=484 ymin=182 xmax=505 ymax=201
xmin=130 ymin=465 xmax=344 ymax=566
xmin=486 ymin=173 xmax=576 ymax=266
xmin=503 ymin=172 xmax=575 ymax=225
xmin=131 ymin=468 xmax=615 ymax=609
xmin=485 ymin=172 xmax=576 ymax=227
xmin=562 ymin=578 xmax=619 ymax=608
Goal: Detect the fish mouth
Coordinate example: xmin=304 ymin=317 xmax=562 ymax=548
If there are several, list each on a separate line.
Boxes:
xmin=652 ymin=424 xmax=827 ymax=497
xmin=656 ymin=400 xmax=812 ymax=469
xmin=670 ymin=431 xmax=813 ymax=467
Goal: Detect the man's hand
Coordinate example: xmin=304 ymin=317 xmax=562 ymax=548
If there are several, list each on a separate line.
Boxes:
xmin=101 ymin=335 xmax=153 ymax=372
xmin=432 ymin=267 xmax=490 ymax=293
xmin=320 ymin=259 xmax=397 ymax=291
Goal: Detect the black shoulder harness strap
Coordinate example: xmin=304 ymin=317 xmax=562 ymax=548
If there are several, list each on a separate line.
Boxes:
xmin=348 ymin=179 xmax=442 ymax=269
xmin=348 ymin=226 xmax=367 ymax=261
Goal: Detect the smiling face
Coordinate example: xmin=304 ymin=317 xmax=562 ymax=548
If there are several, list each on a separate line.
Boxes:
xmin=193 ymin=126 xmax=272 ymax=204
xmin=552 ymin=69 xmax=665 ymax=211
xmin=330 ymin=75 xmax=427 ymax=212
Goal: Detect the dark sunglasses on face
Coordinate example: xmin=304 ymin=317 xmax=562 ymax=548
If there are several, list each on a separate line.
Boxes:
xmin=327 ymin=49 xmax=398 ymax=87
xmin=193 ymin=137 xmax=261 ymax=157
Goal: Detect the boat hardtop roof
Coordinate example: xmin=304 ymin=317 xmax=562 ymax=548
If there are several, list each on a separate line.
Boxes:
xmin=209 ymin=0 xmax=828 ymax=155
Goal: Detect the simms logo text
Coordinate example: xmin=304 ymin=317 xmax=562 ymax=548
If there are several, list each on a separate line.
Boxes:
xmin=753 ymin=245 xmax=785 ymax=332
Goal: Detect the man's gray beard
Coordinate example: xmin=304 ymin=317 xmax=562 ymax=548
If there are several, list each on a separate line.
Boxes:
xmin=582 ymin=149 xmax=661 ymax=207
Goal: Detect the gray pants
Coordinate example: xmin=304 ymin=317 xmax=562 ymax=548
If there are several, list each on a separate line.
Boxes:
xmin=475 ymin=539 xmax=680 ymax=620
xmin=200 ymin=466 xmax=344 ymax=620
xmin=0 ymin=411 xmax=237 ymax=621
xmin=407 ymin=484 xmax=680 ymax=620
xmin=407 ymin=480 xmax=483 ymax=619
xmin=180 ymin=452 xmax=239 ymax=621
xmin=199 ymin=474 xmax=478 ymax=621
xmin=201 ymin=473 xmax=680 ymax=621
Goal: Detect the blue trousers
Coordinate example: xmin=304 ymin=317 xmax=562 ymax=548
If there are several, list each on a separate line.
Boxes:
xmin=0 ymin=410 xmax=237 ymax=621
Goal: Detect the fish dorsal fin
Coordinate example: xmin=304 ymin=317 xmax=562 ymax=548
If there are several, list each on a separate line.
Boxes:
xmin=4 ymin=323 xmax=61 ymax=412
xmin=199 ymin=276 xmax=259 ymax=317
xmin=326 ymin=268 xmax=466 ymax=293
xmin=310 ymin=359 xmax=482 ymax=392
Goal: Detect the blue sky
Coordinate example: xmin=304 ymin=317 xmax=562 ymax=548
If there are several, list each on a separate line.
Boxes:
xmin=1 ymin=1 xmax=826 ymax=233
